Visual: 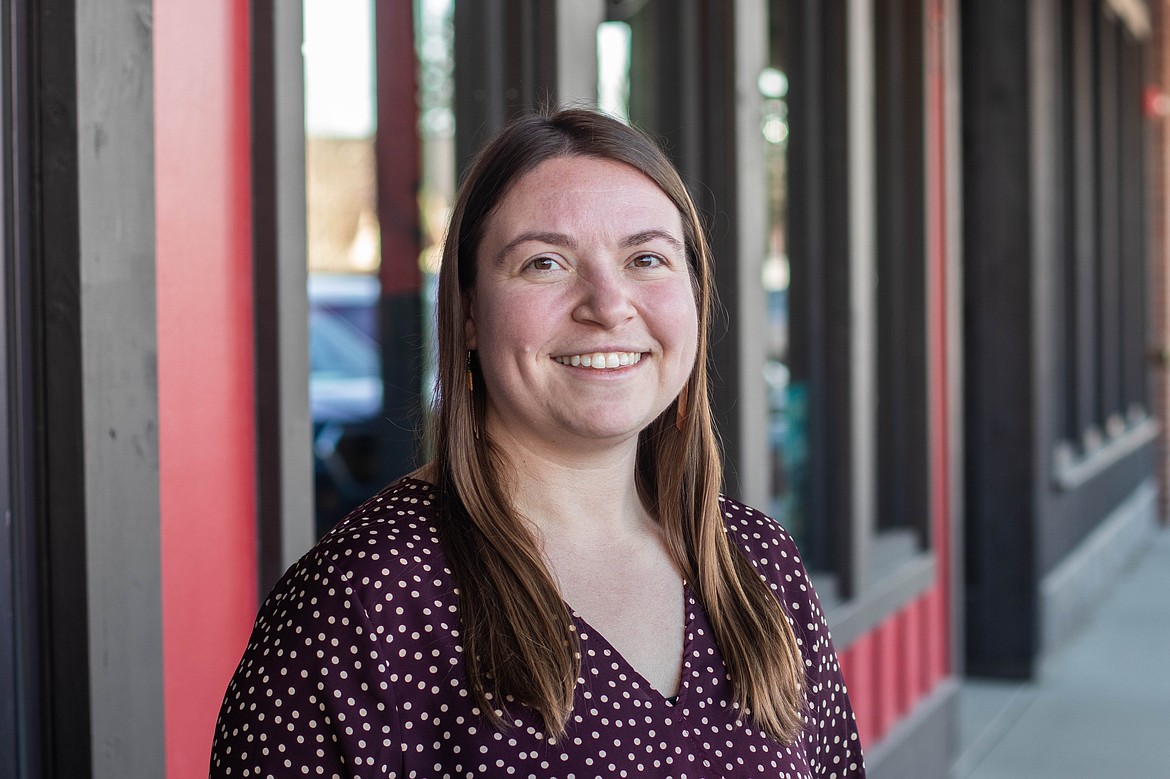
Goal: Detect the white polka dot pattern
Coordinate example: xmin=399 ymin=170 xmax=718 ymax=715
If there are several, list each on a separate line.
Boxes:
xmin=211 ymin=478 xmax=865 ymax=777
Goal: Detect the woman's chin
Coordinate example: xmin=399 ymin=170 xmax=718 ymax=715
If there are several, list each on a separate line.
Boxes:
xmin=556 ymin=412 xmax=665 ymax=446
xmin=484 ymin=402 xmax=671 ymax=454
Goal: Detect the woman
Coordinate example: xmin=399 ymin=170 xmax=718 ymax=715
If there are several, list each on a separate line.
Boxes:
xmin=212 ymin=109 xmax=864 ymax=778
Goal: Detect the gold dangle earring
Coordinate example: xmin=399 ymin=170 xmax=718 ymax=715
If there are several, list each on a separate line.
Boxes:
xmin=467 ymin=351 xmax=480 ymax=440
xmin=675 ymin=383 xmax=689 ymax=432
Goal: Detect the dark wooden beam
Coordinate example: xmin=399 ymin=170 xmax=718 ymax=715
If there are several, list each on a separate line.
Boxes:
xmin=960 ymin=0 xmax=1038 ymax=678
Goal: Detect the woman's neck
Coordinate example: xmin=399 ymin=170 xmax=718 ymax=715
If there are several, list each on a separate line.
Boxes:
xmin=491 ymin=431 xmax=651 ymax=544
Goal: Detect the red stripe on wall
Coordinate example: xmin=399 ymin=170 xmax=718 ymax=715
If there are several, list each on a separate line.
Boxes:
xmin=894 ymin=606 xmax=913 ymax=721
xmin=901 ymin=596 xmax=920 ymax=705
xmin=839 ymin=635 xmax=877 ymax=747
xmin=912 ymin=594 xmax=931 ymax=699
xmin=155 ymin=2 xmax=257 ymax=777
xmin=875 ymin=619 xmax=898 ymax=736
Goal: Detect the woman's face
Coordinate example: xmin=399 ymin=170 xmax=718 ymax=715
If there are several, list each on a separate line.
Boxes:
xmin=467 ymin=155 xmax=699 ymax=456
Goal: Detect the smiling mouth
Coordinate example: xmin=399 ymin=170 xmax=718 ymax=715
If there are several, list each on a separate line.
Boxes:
xmin=553 ymin=351 xmax=644 ymax=369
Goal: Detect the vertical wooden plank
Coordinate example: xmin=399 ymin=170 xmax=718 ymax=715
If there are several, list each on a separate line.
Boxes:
xmin=876 ymin=632 xmax=889 ymax=741
xmin=31 ymin=0 xmax=94 ymax=770
xmin=1117 ymin=32 xmax=1146 ymax=412
xmin=920 ymin=588 xmax=937 ymax=689
xmin=845 ymin=0 xmax=876 ymax=597
xmin=929 ymin=585 xmax=949 ymax=685
xmin=554 ymin=0 xmax=604 ymax=107
xmin=840 ymin=635 xmax=876 ymax=746
xmin=926 ymin=0 xmax=953 ymax=684
xmin=912 ymin=593 xmax=931 ymax=698
xmin=1097 ymin=15 xmax=1122 ymax=422
xmin=1150 ymin=0 xmax=1170 ymax=524
xmin=732 ymin=0 xmax=774 ymax=510
xmin=961 ymin=0 xmax=1038 ymax=678
xmin=1069 ymin=0 xmax=1100 ymax=436
xmin=876 ymin=619 xmax=899 ymax=737
xmin=896 ymin=603 xmax=918 ymax=716
xmin=940 ymin=0 xmax=966 ymax=681
xmin=76 ymin=0 xmax=166 ymax=776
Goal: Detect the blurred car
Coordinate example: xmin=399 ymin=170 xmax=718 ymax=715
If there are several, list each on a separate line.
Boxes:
xmin=309 ymin=273 xmax=384 ymax=535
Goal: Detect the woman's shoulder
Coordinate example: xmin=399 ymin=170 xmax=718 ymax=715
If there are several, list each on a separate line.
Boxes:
xmin=717 ymin=494 xmax=800 ymax=559
xmin=320 ymin=475 xmax=441 ymax=546
xmin=281 ymin=476 xmax=447 ymax=599
xmin=716 ymin=494 xmax=818 ymax=599
xmin=240 ymin=477 xmax=453 ymax=663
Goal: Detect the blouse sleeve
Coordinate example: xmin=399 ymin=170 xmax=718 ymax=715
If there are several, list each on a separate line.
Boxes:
xmin=791 ymin=567 xmax=866 ymax=776
xmin=723 ymin=498 xmax=866 ymax=777
xmin=210 ymin=547 xmax=403 ymax=778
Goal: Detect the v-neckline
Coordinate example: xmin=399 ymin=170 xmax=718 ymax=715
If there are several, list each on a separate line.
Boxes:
xmin=400 ymin=477 xmax=697 ymax=706
xmin=566 ymin=580 xmax=696 ymax=707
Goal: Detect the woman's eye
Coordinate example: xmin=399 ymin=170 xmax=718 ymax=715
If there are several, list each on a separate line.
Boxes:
xmin=630 ymin=254 xmax=664 ymax=269
xmin=527 ymin=257 xmax=560 ymax=271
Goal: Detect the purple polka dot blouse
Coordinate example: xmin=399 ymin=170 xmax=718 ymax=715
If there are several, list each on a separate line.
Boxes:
xmin=212 ymin=477 xmax=865 ymax=778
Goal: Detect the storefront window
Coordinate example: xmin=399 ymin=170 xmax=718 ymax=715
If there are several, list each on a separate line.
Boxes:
xmin=417 ymin=0 xmax=456 ymax=433
xmin=760 ymin=61 xmax=807 ymax=553
xmin=304 ymin=0 xmax=381 ymax=533
xmin=303 ymin=0 xmax=454 ymax=534
xmin=765 ymin=0 xmax=852 ymax=576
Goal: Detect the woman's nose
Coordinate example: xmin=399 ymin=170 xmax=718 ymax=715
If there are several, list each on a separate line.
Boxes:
xmin=572 ymin=271 xmax=636 ymax=328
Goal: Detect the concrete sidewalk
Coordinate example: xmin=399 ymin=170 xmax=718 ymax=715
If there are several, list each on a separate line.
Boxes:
xmin=952 ymin=526 xmax=1170 ymax=778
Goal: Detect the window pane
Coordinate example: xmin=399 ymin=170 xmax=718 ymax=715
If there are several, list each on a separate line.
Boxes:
xmin=873 ymin=0 xmax=928 ymax=541
xmin=760 ymin=56 xmax=804 ymax=547
xmin=303 ymin=0 xmax=453 ymax=535
xmin=418 ymin=0 xmax=456 ymax=429
xmin=766 ymin=0 xmax=851 ymax=577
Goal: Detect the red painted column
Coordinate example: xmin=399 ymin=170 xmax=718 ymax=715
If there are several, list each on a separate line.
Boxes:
xmin=154 ymin=2 xmax=257 ymax=776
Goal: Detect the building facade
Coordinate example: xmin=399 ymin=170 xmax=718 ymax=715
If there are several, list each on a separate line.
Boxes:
xmin=0 ymin=1 xmax=1165 ymax=778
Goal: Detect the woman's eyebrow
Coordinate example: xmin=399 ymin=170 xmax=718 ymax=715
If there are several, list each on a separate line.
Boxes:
xmin=493 ymin=228 xmax=682 ymax=265
xmin=621 ymin=229 xmax=684 ymax=251
xmin=494 ymin=231 xmax=577 ymax=265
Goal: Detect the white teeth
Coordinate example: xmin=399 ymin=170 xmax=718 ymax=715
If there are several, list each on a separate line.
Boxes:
xmin=554 ymin=351 xmax=643 ymax=370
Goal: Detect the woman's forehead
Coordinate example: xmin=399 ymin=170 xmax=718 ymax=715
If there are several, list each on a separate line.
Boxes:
xmin=484 ymin=156 xmax=684 ymax=242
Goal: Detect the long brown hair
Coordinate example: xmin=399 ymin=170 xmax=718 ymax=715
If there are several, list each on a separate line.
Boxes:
xmin=433 ymin=109 xmax=805 ymax=742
